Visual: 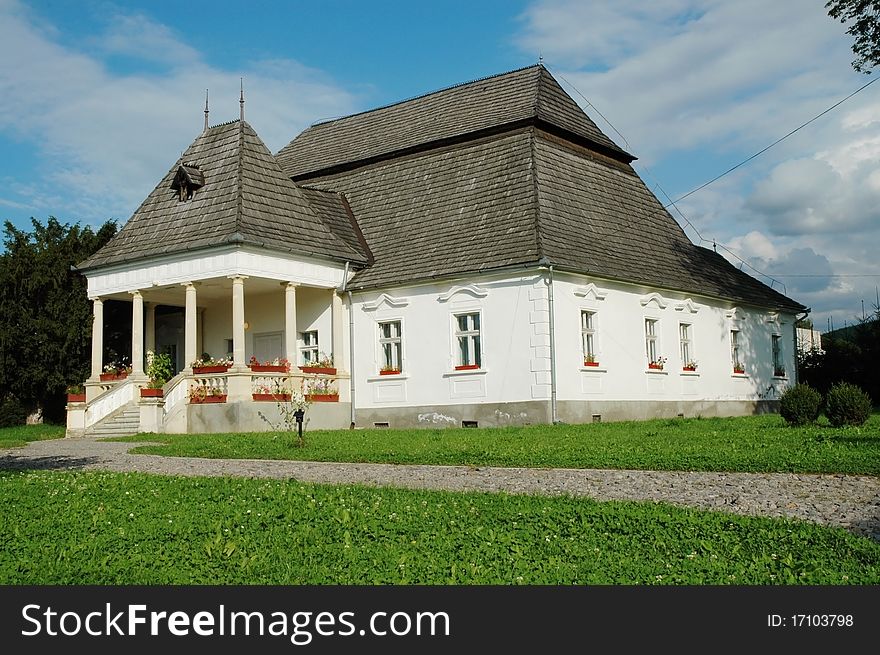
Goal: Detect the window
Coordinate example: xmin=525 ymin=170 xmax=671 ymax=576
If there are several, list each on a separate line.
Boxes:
xmin=300 ymin=330 xmax=319 ymax=365
xmin=731 ymin=330 xmax=743 ymax=372
xmin=378 ymin=320 xmax=402 ymax=373
xmin=581 ymin=311 xmax=597 ymax=364
xmin=645 ymin=318 xmax=659 ymax=365
xmin=679 ymin=323 xmax=693 ymax=369
xmin=772 ymin=334 xmax=784 ymax=376
xmin=454 ymin=313 xmax=481 ymax=369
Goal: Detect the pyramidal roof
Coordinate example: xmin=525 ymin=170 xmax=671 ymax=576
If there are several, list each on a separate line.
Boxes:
xmin=276 ymin=64 xmax=633 ymax=179
xmin=79 ymin=120 xmax=369 ymax=270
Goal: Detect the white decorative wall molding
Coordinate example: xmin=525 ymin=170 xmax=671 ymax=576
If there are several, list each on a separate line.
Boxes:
xmin=437 ymin=284 xmax=489 ymax=302
xmin=725 ymin=307 xmax=741 ymax=321
xmin=573 ymin=283 xmax=609 ymax=301
xmin=674 ymin=298 xmax=701 ymax=314
xmin=361 ymin=293 xmax=410 ymax=311
xmin=639 ymin=292 xmax=668 ymax=309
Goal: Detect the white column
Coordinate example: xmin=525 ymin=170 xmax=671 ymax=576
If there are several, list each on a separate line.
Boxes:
xmin=230 ymin=275 xmax=248 ymax=368
xmin=130 ymin=290 xmax=145 ymax=377
xmin=284 ymin=282 xmax=298 ymax=365
xmin=145 ymin=302 xmax=156 ymax=356
xmin=183 ymin=282 xmax=197 ymax=371
xmin=90 ymin=297 xmax=103 ymax=380
xmin=331 ymin=290 xmax=344 ymax=371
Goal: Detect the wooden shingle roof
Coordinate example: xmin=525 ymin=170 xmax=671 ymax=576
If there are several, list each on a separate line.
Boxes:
xmin=276 ymin=64 xmax=632 ymax=180
xmin=79 ymin=120 xmax=369 ymax=270
xmin=282 ymin=65 xmax=804 ymax=312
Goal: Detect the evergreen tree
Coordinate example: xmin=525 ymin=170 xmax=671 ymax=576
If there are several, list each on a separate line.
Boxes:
xmin=0 ymin=217 xmax=116 ymax=423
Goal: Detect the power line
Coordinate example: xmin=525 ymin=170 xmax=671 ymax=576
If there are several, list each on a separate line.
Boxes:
xmin=549 ymin=64 xmax=879 ymax=291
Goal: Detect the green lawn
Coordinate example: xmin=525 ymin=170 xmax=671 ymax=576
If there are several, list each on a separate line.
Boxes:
xmin=1 ymin=470 xmax=876 ymax=585
xmin=0 ymin=424 xmax=65 ymax=448
xmin=115 ymin=414 xmax=880 ymax=475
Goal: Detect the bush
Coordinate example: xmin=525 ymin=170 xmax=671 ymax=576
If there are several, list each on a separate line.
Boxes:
xmin=779 ymin=384 xmax=822 ymax=426
xmin=825 ymin=382 xmax=872 ymax=427
xmin=0 ymin=396 xmax=28 ymax=427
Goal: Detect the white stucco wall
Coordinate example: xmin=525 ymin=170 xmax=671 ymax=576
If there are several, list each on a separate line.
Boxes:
xmin=350 ymin=270 xmax=796 ymax=413
xmin=199 ymin=285 xmax=336 ymax=366
xmin=551 ymin=273 xmax=796 ymax=404
xmin=351 ymin=273 xmax=541 ymax=410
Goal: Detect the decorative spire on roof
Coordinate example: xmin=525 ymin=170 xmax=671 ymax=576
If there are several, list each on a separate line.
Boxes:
xmin=204 ymin=89 xmax=209 ymax=132
xmin=239 ymin=78 xmax=245 ymax=122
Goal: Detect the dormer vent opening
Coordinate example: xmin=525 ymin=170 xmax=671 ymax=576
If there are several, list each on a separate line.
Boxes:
xmin=171 ymin=164 xmax=205 ymax=202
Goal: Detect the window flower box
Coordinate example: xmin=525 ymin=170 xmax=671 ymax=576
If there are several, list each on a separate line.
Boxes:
xmin=252 ymin=393 xmax=292 ymax=402
xmin=306 ymin=393 xmax=339 ymax=402
xmin=583 ymin=361 xmax=600 ymax=367
xmin=66 ymin=393 xmax=86 ymax=403
xmin=140 ymin=388 xmax=164 ymax=398
xmin=454 ymin=364 xmax=480 ymax=371
xmin=648 ymin=363 xmax=664 ymax=370
xmin=192 ymin=365 xmax=231 ymax=374
xmin=190 ymin=394 xmax=227 ymax=404
xmin=682 ymin=366 xmax=697 ymax=372
xmin=250 ymin=365 xmax=288 ymax=373
xmin=300 ymin=366 xmax=336 ymax=375
xmin=380 ymin=368 xmax=401 ymax=375
xmin=733 ymin=362 xmax=745 ymax=374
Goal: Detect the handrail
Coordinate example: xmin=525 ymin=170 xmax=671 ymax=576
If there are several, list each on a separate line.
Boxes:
xmin=163 ymin=372 xmax=188 ymax=416
xmin=85 ymin=378 xmax=135 ymax=427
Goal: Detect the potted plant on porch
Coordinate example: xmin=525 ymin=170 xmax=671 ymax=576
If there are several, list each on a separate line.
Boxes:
xmin=66 ymin=384 xmax=86 ymax=403
xmin=191 ymin=353 xmax=233 ymax=374
xmin=305 ymin=378 xmax=339 ymax=402
xmin=141 ymin=351 xmax=173 ymax=398
xmin=300 ymin=352 xmax=336 ymax=375
xmin=252 ymin=382 xmax=292 ymax=402
xmin=189 ymin=384 xmax=227 ymax=404
xmin=100 ymin=360 xmax=131 ymax=382
xmin=249 ymin=356 xmax=291 ymax=373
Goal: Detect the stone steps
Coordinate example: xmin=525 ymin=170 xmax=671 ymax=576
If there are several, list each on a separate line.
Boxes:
xmin=85 ymin=405 xmax=140 ymax=438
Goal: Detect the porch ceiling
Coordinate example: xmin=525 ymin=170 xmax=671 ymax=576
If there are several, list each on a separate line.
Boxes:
xmin=99 ymin=275 xmax=311 ymax=306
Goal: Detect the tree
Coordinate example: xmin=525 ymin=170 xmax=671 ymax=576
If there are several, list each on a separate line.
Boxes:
xmin=0 ymin=217 xmax=116 ymax=423
xmin=826 ymin=0 xmax=880 ymax=73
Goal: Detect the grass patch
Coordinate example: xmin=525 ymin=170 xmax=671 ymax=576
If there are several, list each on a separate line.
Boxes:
xmin=115 ymin=414 xmax=880 ymax=475
xmin=0 ymin=424 xmax=65 ymax=448
xmin=1 ymin=470 xmax=877 ymax=584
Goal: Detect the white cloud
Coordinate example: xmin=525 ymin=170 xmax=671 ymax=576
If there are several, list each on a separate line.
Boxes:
xmin=0 ymin=0 xmax=357 ymax=225
xmin=516 ymin=0 xmax=880 ymax=326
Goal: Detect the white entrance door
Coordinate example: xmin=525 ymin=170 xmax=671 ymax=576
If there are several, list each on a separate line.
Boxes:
xmin=253 ymin=331 xmax=283 ymax=363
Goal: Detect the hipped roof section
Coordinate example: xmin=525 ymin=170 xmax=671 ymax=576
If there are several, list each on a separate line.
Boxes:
xmin=276 ymin=64 xmax=633 ymax=180
xmin=279 ymin=64 xmax=804 ymax=313
xmin=78 ymin=120 xmax=369 ymax=271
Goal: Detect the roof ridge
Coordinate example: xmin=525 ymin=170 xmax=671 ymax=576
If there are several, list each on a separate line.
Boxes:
xmin=309 ymin=64 xmax=543 ymax=128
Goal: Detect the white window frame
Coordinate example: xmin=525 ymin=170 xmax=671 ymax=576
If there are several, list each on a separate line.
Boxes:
xmin=581 ymin=310 xmax=598 ymax=364
xmin=453 ymin=311 xmax=482 ymax=369
xmin=378 ymin=319 xmax=403 ymax=373
xmin=731 ymin=329 xmax=743 ymax=372
xmin=299 ymin=329 xmax=319 ymax=365
xmin=679 ymin=323 xmax=693 ymax=369
xmin=772 ymin=333 xmax=783 ymax=376
xmin=645 ymin=317 xmax=660 ymax=367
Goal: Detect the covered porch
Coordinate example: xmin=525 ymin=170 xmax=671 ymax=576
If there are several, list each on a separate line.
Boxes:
xmin=67 ymin=247 xmax=354 ymax=436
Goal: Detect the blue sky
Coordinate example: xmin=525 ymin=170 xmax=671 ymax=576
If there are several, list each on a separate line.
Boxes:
xmin=1 ymin=0 xmax=879 ymax=329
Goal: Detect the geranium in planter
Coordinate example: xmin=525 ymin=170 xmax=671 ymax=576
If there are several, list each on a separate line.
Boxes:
xmin=305 ymin=378 xmax=338 ymax=402
xmin=189 ymin=385 xmax=226 ymax=404
xmin=249 ymin=356 xmax=291 ymax=373
xmin=682 ymin=360 xmax=698 ymax=372
xmin=252 ymin=382 xmax=291 ymax=402
xmin=379 ymin=364 xmax=401 ymax=375
xmin=300 ymin=352 xmax=336 ymax=375
xmin=141 ymin=351 xmax=173 ymax=397
xmin=191 ymin=354 xmax=233 ymax=374
xmin=648 ymin=356 xmax=667 ymax=371
xmin=100 ymin=361 xmax=131 ymax=382
xmin=583 ymin=354 xmax=599 ymax=367
xmin=66 ymin=384 xmax=86 ymax=403
xmin=733 ymin=361 xmax=746 ymax=374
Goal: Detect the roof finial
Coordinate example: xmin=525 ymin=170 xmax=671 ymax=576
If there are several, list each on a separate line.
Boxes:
xmin=204 ymin=89 xmax=209 ymax=131
xmin=538 ymin=53 xmax=543 ymax=66
xmin=239 ymin=78 xmax=245 ymax=122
